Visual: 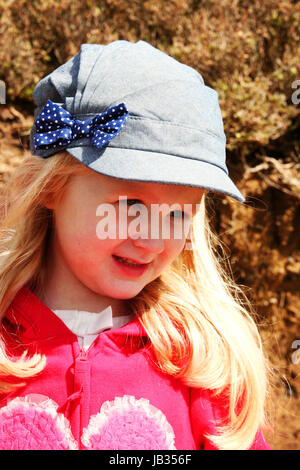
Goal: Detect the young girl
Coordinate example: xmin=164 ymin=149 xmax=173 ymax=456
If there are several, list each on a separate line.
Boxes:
xmin=0 ymin=40 xmax=272 ymax=450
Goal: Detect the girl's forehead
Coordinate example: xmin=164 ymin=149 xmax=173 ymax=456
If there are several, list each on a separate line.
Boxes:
xmin=108 ymin=177 xmax=204 ymax=201
xmin=78 ymin=170 xmax=205 ymax=203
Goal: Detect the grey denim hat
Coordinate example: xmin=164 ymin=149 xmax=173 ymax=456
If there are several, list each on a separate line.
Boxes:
xmin=30 ymin=40 xmax=245 ymax=203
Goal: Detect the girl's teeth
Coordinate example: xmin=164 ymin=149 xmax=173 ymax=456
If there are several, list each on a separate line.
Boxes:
xmin=115 ymin=256 xmax=140 ymax=266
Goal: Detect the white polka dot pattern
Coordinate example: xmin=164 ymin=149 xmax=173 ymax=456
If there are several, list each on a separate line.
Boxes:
xmin=33 ymin=99 xmax=129 ymax=151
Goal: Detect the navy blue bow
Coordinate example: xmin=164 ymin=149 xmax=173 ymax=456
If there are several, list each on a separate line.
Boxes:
xmin=33 ymin=99 xmax=129 ymax=151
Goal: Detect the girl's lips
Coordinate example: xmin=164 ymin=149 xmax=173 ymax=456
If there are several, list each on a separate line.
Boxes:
xmin=112 ymin=255 xmax=151 ymax=277
xmin=113 ymin=255 xmax=152 ymax=265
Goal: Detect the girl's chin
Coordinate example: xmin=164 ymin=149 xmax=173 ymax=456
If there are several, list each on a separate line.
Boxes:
xmin=96 ymin=281 xmax=147 ymax=300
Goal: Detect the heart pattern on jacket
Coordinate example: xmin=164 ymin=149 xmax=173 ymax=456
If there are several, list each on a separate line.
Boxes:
xmin=0 ymin=394 xmax=177 ymax=450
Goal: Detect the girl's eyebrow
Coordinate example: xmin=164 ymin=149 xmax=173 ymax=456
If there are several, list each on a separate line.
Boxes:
xmin=115 ymin=182 xmax=149 ymax=193
xmin=111 ymin=189 xmax=147 ymax=199
xmin=111 ymin=185 xmax=156 ymax=200
xmin=110 ymin=183 xmax=204 ymax=205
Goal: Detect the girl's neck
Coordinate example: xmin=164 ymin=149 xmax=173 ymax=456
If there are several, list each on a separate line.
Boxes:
xmin=36 ymin=286 xmax=131 ymax=317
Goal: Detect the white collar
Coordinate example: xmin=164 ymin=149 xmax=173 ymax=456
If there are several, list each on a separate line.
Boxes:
xmin=52 ymin=306 xmax=134 ymax=337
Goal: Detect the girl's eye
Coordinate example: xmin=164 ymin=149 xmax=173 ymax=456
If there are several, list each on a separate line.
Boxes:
xmin=118 ymin=199 xmax=145 ymax=209
xmin=171 ymin=211 xmax=190 ymax=220
xmin=126 ymin=199 xmax=142 ymax=206
xmin=119 ymin=199 xmax=189 ymax=219
xmin=170 ymin=210 xmax=187 ymax=219
xmin=117 ymin=198 xmax=143 ymax=206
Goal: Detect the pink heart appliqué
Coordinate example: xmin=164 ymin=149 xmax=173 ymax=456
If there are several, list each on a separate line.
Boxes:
xmin=0 ymin=394 xmax=176 ymax=450
xmin=0 ymin=394 xmax=78 ymax=450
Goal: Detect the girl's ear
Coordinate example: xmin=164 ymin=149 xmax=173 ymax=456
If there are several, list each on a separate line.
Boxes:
xmin=41 ymin=193 xmax=57 ymax=210
xmin=42 ymin=201 xmax=55 ymax=210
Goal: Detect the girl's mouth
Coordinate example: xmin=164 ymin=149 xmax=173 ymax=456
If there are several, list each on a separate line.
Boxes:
xmin=112 ymin=255 xmax=151 ymax=277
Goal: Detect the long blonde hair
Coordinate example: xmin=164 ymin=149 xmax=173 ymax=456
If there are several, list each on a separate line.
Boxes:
xmin=0 ymin=150 xmax=271 ymax=449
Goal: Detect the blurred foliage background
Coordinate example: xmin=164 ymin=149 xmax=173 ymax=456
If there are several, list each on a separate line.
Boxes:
xmin=0 ymin=0 xmax=299 ymax=449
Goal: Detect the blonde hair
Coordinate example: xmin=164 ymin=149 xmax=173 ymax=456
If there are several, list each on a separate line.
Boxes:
xmin=0 ymin=150 xmax=271 ymax=449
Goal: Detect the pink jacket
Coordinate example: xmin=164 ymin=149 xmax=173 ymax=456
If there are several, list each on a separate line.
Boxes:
xmin=0 ymin=286 xmax=271 ymax=450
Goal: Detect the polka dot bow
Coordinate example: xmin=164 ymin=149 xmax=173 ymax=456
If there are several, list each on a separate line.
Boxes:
xmin=33 ymin=99 xmax=129 ymax=151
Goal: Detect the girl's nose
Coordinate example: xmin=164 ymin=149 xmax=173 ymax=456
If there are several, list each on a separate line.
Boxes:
xmin=127 ymin=211 xmax=167 ymax=254
xmin=131 ymin=235 xmax=165 ymax=254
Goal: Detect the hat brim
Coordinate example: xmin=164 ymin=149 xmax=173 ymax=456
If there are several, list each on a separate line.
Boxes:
xmin=66 ymin=146 xmax=246 ymax=203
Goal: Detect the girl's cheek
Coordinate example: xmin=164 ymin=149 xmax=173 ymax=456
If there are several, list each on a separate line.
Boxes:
xmin=55 ymin=213 xmax=96 ymax=259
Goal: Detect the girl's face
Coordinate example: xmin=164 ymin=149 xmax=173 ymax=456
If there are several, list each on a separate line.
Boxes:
xmin=43 ymin=169 xmax=204 ymax=315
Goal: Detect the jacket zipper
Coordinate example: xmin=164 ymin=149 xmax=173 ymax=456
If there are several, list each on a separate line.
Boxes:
xmin=73 ymin=329 xmax=115 ymax=447
xmin=73 ymin=338 xmax=96 ymax=449
xmin=78 ymin=346 xmax=88 ymax=360
xmin=77 ymin=333 xmax=102 ymax=359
